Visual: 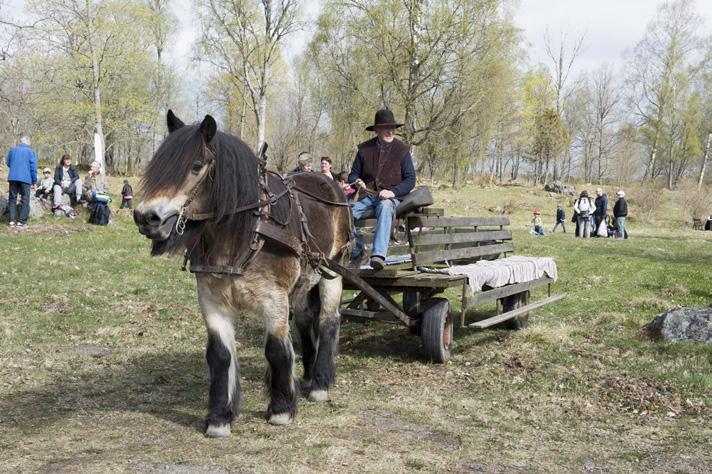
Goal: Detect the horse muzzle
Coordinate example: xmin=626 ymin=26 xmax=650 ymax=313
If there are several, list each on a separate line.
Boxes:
xmin=134 ymin=203 xmax=178 ymax=241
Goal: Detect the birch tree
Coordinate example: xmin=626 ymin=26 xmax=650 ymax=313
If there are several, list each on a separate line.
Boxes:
xmin=197 ymin=0 xmax=300 ymax=149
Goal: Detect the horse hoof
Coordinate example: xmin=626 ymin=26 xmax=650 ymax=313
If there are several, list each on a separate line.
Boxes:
xmin=308 ymin=390 xmax=329 ymax=402
xmin=205 ymin=424 xmax=231 ymax=438
xmin=268 ymin=413 xmax=293 ymax=426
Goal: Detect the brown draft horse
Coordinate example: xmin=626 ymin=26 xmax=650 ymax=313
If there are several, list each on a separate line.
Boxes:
xmin=134 ymin=111 xmax=351 ymax=437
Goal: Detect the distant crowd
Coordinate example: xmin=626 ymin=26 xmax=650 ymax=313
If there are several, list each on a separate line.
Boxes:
xmin=5 ymin=136 xmax=133 ymax=227
xmin=531 ymin=187 xmax=628 ymax=239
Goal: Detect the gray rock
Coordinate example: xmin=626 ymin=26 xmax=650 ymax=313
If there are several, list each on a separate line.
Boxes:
xmin=643 ymin=307 xmax=712 ymax=344
xmin=1 ymin=192 xmax=48 ymax=219
xmin=544 ymin=181 xmax=576 ymax=196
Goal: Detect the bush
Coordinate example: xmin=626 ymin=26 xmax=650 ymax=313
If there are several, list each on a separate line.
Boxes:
xmin=627 ymin=183 xmax=665 ymax=223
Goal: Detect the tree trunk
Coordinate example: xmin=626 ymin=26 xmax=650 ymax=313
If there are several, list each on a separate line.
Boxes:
xmin=698 ymin=132 xmax=711 ymax=189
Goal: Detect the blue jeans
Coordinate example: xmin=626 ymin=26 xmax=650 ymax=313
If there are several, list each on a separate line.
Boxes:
xmin=351 ymin=195 xmax=399 ymax=258
xmin=8 ymin=181 xmax=31 ymax=224
xmin=616 ymin=217 xmax=626 ymax=239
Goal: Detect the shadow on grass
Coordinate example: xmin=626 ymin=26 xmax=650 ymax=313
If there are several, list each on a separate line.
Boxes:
xmin=0 ymin=349 xmax=269 ymax=436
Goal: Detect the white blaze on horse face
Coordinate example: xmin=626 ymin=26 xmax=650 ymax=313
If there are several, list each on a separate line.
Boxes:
xmin=198 ymin=280 xmax=237 ymax=408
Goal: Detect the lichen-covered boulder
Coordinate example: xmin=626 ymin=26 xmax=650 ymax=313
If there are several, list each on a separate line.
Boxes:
xmin=0 ymin=193 xmax=49 ymax=220
xmin=643 ymin=307 xmax=712 ymax=344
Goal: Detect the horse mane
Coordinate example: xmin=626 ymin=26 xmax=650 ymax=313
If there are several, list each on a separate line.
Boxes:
xmin=141 ymin=124 xmax=260 ymax=258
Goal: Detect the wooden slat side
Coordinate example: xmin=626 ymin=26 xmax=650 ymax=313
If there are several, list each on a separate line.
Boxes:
xmin=413 ymin=230 xmax=512 ymax=246
xmin=464 ymin=277 xmax=554 ymax=307
xmin=413 ymin=242 xmax=514 ymax=266
xmin=409 ymin=216 xmax=510 ymax=228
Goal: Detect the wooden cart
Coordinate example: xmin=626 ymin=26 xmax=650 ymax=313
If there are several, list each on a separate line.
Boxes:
xmin=334 ymin=208 xmax=564 ymax=363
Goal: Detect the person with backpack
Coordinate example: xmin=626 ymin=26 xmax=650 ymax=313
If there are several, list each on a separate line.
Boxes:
xmin=574 ymin=190 xmax=595 ymax=238
xmin=613 ymin=190 xmax=628 ymax=239
xmin=120 ymin=180 xmax=134 ymax=209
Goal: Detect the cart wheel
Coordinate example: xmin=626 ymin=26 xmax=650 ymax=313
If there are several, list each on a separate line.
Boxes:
xmin=501 ymin=291 xmax=529 ymax=330
xmin=421 ymin=298 xmax=453 ymax=363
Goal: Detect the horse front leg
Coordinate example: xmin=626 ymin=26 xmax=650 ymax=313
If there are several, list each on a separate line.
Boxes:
xmin=262 ymin=292 xmax=298 ymax=425
xmin=198 ymin=283 xmax=240 ymax=438
xmin=308 ymin=276 xmax=342 ymax=402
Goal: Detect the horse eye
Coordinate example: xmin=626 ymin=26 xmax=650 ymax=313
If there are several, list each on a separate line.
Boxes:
xmin=191 ymin=161 xmax=203 ymax=174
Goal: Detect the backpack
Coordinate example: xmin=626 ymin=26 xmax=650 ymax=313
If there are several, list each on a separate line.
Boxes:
xmin=578 ymin=198 xmax=591 ymax=215
xmin=88 ymin=201 xmax=111 ymax=225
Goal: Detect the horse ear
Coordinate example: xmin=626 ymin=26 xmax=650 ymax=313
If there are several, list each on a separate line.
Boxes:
xmin=166 ymin=109 xmax=185 ymax=133
xmin=200 ymin=115 xmax=217 ymax=143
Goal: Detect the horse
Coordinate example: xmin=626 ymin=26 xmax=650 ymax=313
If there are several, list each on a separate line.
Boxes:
xmin=134 ymin=110 xmax=352 ymax=437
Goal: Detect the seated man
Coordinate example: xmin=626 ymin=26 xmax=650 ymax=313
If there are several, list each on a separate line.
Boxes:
xmin=348 ymin=109 xmax=415 ymax=271
xmin=52 ymin=154 xmax=82 ymax=205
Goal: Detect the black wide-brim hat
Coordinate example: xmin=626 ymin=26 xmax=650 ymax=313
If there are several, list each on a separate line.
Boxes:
xmin=366 ymin=109 xmax=404 ymax=131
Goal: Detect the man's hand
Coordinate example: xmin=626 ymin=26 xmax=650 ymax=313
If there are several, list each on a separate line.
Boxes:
xmin=378 ymin=189 xmax=395 ymax=200
xmin=354 ymin=179 xmax=366 ymax=189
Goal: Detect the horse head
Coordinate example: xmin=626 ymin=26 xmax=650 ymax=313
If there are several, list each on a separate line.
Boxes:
xmin=134 ymin=110 xmax=217 ymax=244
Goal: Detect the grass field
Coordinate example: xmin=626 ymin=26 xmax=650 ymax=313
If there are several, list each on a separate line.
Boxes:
xmin=0 ymin=180 xmax=711 ymax=472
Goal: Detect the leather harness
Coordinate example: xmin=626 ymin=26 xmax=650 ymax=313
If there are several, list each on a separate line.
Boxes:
xmin=176 ymin=147 xmax=352 ymax=276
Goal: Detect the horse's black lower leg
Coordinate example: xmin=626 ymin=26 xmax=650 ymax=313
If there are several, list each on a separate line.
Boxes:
xmin=204 ymin=332 xmax=240 ymax=437
xmin=308 ymin=277 xmax=342 ymax=402
xmin=295 ymin=285 xmax=320 ymax=384
xmin=265 ymin=331 xmax=297 ymax=425
xmin=295 ymin=317 xmax=316 ymax=383
xmin=309 ymin=317 xmax=339 ymax=397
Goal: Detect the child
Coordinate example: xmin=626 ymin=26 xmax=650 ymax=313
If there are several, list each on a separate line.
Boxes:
xmin=530 ymin=210 xmax=544 ymax=236
xmin=337 ymin=172 xmax=356 ymax=202
xmin=120 ymin=179 xmax=133 ymax=209
xmin=35 ymin=167 xmax=54 ymax=200
xmin=552 ymin=204 xmax=566 ymax=233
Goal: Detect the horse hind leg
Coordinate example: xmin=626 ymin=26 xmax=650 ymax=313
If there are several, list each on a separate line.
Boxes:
xmin=293 ymin=285 xmax=320 ymax=390
xmin=308 ymin=276 xmax=342 ymax=402
xmin=262 ymin=292 xmax=298 ymax=426
xmin=199 ymin=289 xmax=240 ymax=438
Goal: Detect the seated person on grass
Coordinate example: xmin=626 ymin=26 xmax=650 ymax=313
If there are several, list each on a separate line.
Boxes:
xmin=53 ymin=154 xmax=82 ymax=204
xmin=82 ymin=160 xmax=106 ymax=202
xmin=35 ymin=167 xmax=54 ymax=200
xmin=348 ymin=109 xmax=415 ymax=271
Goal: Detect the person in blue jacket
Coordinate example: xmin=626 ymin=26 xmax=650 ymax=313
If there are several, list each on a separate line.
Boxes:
xmin=6 ymin=136 xmax=38 ymax=227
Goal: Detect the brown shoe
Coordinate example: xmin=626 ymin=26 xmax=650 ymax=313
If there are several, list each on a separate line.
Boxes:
xmin=370 ymin=255 xmax=385 ymax=271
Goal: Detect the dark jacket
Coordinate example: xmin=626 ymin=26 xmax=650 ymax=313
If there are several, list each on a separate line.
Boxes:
xmin=613 ymin=198 xmax=628 ymax=218
xmin=54 ymin=163 xmax=80 ymax=187
xmin=121 ymin=183 xmax=133 ymax=198
xmin=6 ymin=143 xmax=38 ymax=185
xmin=594 ymin=194 xmax=608 ymax=217
xmin=556 ymin=208 xmax=565 ymax=222
xmin=348 ymin=137 xmax=416 ymax=198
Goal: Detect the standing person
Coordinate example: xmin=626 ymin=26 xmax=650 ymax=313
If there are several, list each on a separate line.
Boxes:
xmin=552 ymin=204 xmax=566 ymax=233
xmin=613 ymin=190 xmax=628 ymax=239
xmin=5 ymin=136 xmax=38 ymax=227
xmin=120 ymin=179 xmax=134 ymax=209
xmin=53 ymin=154 xmax=82 ymax=204
xmin=574 ymin=190 xmax=594 ymax=238
xmin=594 ymin=187 xmax=608 ymax=237
xmin=348 ymin=109 xmax=416 ymax=270
xmin=530 ymin=210 xmax=544 ymax=236
xmin=320 ymin=156 xmax=337 ymax=180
